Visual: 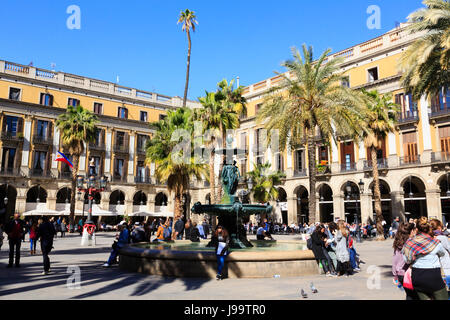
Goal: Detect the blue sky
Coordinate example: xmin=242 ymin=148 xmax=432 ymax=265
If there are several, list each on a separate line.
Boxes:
xmin=0 ymin=0 xmax=424 ymax=101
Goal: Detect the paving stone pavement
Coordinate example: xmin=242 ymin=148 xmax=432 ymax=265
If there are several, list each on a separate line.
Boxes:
xmin=0 ymin=232 xmax=404 ymax=300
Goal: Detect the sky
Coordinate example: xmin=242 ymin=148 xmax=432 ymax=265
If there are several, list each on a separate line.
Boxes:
xmin=0 ymin=0 xmax=424 ymax=101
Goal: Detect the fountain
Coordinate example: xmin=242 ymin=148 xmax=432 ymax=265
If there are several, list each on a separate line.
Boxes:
xmin=118 ymin=143 xmax=318 ymax=278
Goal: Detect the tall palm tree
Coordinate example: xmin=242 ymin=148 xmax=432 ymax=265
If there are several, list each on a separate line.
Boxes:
xmin=214 ymin=79 xmax=247 ymax=201
xmin=400 ymin=0 xmax=450 ymax=99
xmin=178 ymin=9 xmax=198 ymax=108
xmin=194 ymin=91 xmax=235 ymax=205
xmin=362 ymin=90 xmax=399 ymax=240
xmin=258 ymin=45 xmax=367 ymax=223
xmin=246 ymin=162 xmax=286 ymax=204
xmin=56 ymin=105 xmax=98 ymax=231
xmin=146 ymin=108 xmax=208 ymax=238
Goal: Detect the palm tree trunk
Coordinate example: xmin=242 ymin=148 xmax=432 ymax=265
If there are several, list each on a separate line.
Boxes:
xmin=183 ymin=31 xmax=191 ymax=108
xmin=307 ymin=134 xmax=317 ymax=224
xmin=70 ymin=154 xmax=80 ymax=233
xmin=209 ymin=149 xmax=216 ymax=204
xmin=172 ymin=193 xmax=183 ymax=239
xmin=371 ymin=147 xmax=384 ymax=240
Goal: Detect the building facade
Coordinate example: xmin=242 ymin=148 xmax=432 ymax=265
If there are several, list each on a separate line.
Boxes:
xmin=0 ymin=60 xmax=200 ymax=223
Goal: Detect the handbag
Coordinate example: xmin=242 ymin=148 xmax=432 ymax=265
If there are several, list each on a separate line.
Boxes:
xmin=403 ymin=267 xmax=414 ymax=290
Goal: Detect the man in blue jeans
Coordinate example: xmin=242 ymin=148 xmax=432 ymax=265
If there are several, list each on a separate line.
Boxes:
xmin=103 ymin=222 xmax=129 ymax=267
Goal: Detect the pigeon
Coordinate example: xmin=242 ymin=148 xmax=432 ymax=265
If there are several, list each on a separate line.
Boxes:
xmin=310 ymin=282 xmax=318 ymax=293
xmin=300 ymin=289 xmax=308 ymax=298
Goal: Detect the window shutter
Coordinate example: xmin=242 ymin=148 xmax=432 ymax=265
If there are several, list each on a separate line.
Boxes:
xmin=48 ymin=122 xmax=53 ymax=139
xmin=17 ymin=118 xmax=23 ymax=134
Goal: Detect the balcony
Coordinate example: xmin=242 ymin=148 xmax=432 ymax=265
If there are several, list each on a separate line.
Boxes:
xmin=398 ymin=108 xmax=419 ymax=124
xmin=32 ymin=134 xmax=53 ymax=146
xmin=89 ymin=142 xmax=105 ymax=151
xmin=135 ymin=176 xmax=151 ymax=184
xmin=30 ymin=168 xmax=52 ymax=178
xmin=340 ymin=162 xmax=357 ymax=172
xmin=58 ymin=171 xmax=72 ymax=180
xmin=399 ymin=155 xmax=421 ymax=166
xmin=431 ymin=151 xmax=450 ymax=163
xmin=111 ymin=174 xmax=127 ymax=183
xmin=0 ymin=167 xmax=22 ymax=177
xmin=1 ymin=131 xmax=24 ymax=142
xmin=136 ymin=146 xmax=146 ymax=156
xmin=363 ymin=158 xmax=389 ymax=170
xmin=430 ymin=104 xmax=450 ymax=119
xmin=293 ymin=168 xmax=307 ymax=177
xmin=114 ymin=144 xmax=129 ymax=154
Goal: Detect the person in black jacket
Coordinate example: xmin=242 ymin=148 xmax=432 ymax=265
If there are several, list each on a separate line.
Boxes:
xmin=310 ymin=224 xmax=337 ymax=277
xmin=174 ymin=216 xmax=185 ymax=240
xmin=36 ymin=216 xmax=56 ymax=275
xmin=4 ymin=213 xmax=27 ymax=268
xmin=210 ymin=225 xmax=230 ymax=280
xmin=190 ymin=222 xmax=201 ymax=242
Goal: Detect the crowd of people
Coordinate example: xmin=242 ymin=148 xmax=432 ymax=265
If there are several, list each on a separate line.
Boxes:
xmin=392 ymin=217 xmax=449 ymax=300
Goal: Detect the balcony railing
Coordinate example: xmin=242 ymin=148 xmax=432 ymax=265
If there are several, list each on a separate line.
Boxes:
xmin=111 ymin=174 xmax=127 ymax=183
xmin=32 ymin=134 xmax=53 ymax=145
xmin=293 ymin=168 xmax=307 ymax=177
xmin=114 ymin=144 xmax=129 ymax=153
xmin=89 ymin=142 xmax=105 ymax=151
xmin=1 ymin=131 xmax=24 ymax=142
xmin=398 ymin=108 xmax=419 ymax=123
xmin=340 ymin=162 xmax=357 ymax=172
xmin=135 ymin=176 xmax=151 ymax=184
xmin=0 ymin=167 xmax=22 ymax=176
xmin=430 ymin=104 xmax=450 ymax=118
xmin=399 ymin=155 xmax=421 ymax=166
xmin=58 ymin=171 xmax=72 ymax=180
xmin=363 ymin=158 xmax=388 ymax=170
xmin=431 ymin=151 xmax=450 ymax=163
xmin=317 ymin=165 xmax=331 ymax=175
xmin=30 ymin=168 xmax=52 ymax=177
xmin=136 ymin=147 xmax=146 ymax=156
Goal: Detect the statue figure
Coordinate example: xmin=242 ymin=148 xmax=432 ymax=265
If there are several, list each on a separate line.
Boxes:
xmin=221 ymin=160 xmax=240 ymax=196
xmin=88 ymin=158 xmax=96 ymax=177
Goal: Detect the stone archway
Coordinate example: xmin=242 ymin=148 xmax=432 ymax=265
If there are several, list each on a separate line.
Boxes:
xmin=294 ymin=185 xmax=309 ymax=225
xmin=369 ymin=179 xmax=392 ymax=224
xmin=437 ymin=174 xmax=450 ymax=225
xmin=342 ymin=181 xmax=361 ymax=224
xmin=26 ymin=185 xmax=47 ymax=203
xmin=133 ymin=191 xmax=147 ymax=206
xmin=318 ymin=183 xmax=333 ymax=223
xmin=402 ymin=176 xmax=427 ymax=220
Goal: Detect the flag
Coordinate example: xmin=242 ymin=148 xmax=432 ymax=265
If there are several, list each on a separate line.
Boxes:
xmin=55 ymin=151 xmax=73 ymax=168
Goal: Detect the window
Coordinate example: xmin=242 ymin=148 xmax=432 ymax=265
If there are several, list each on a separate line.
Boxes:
xmin=9 ymin=88 xmax=21 ymax=101
xmin=319 ymin=146 xmax=328 ymax=162
xmin=114 ymin=158 xmax=125 ymax=178
xmin=136 ymin=161 xmax=147 ymax=182
xmin=140 ymin=111 xmax=148 ymax=122
xmin=295 ymin=149 xmax=305 ymax=171
xmin=137 ymin=134 xmax=149 ymax=151
xmin=275 ymin=153 xmax=284 ymax=172
xmin=68 ymin=98 xmax=80 ymax=107
xmin=40 ymin=93 xmax=54 ymax=106
xmin=36 ymin=120 xmax=49 ymax=138
xmin=118 ymin=107 xmax=128 ymax=119
xmin=403 ymin=131 xmax=418 ymax=163
xmin=33 ymin=151 xmax=48 ymax=173
xmin=439 ymin=126 xmax=450 ymax=160
xmin=116 ymin=131 xmax=125 ymax=146
xmin=1 ymin=148 xmax=16 ymax=172
xmin=159 ymin=114 xmax=167 ymax=121
xmin=91 ymin=156 xmax=102 ymax=176
xmin=4 ymin=116 xmax=19 ymax=134
xmin=341 ymin=76 xmax=350 ymax=88
xmin=93 ymin=102 xmax=103 ymax=115
xmin=395 ymin=93 xmax=417 ymax=120
xmin=367 ymin=67 xmax=379 ymax=83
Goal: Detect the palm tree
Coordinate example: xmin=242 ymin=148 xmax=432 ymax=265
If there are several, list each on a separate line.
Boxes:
xmin=257 ymin=45 xmax=367 ymax=223
xmin=246 ymin=162 xmax=286 ymax=204
xmin=178 ymin=9 xmax=198 ymax=108
xmin=146 ymin=108 xmax=208 ymax=238
xmin=362 ymin=90 xmax=399 ymax=240
xmin=400 ymin=0 xmax=450 ymax=99
xmin=194 ymin=91 xmax=235 ymax=205
xmin=214 ymin=79 xmax=247 ymax=201
xmin=56 ymin=105 xmax=98 ymax=231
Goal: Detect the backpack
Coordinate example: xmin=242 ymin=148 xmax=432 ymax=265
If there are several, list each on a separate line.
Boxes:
xmin=307 ymin=237 xmax=312 ymax=250
xmin=163 ymin=226 xmax=171 ymax=240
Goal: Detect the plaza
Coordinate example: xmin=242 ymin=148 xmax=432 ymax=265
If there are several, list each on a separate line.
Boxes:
xmin=0 ymin=233 xmax=402 ymax=300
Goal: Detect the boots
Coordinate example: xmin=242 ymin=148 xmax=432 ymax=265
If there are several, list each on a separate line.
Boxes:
xmin=31 ymin=250 xmax=34 ymax=255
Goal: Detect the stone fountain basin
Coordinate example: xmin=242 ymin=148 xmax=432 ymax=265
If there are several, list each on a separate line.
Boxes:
xmin=118 ymin=240 xmax=319 ymax=278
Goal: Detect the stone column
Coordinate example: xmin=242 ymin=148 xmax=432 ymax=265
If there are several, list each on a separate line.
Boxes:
xmin=333 ymin=194 xmax=345 ymax=221
xmin=47 ymin=197 xmax=57 ymax=211
xmin=125 ymin=200 xmax=133 ymax=215
xmin=331 ymin=138 xmax=339 ymax=173
xmin=287 ymin=196 xmax=297 ymax=224
xmin=20 ymin=116 xmax=33 ymax=176
xmin=315 ymin=192 xmax=321 ymax=222
xmin=357 ymin=141 xmax=366 ymax=171
xmin=391 ymin=191 xmax=405 ymax=222
xmin=51 ymin=126 xmax=60 ymax=177
xmin=286 ymin=147 xmax=293 ymax=177
xmin=104 ymin=128 xmax=113 ymax=179
xmin=248 ymin=129 xmax=254 ymax=171
xmin=420 ymin=95 xmax=432 ymax=164
xmin=79 ymin=143 xmax=87 ymax=176
xmin=387 ymin=132 xmax=399 ymax=167
xmin=359 ymin=192 xmax=373 ymax=224
xmin=425 ymin=189 xmax=442 ymax=221
xmin=127 ymin=132 xmax=136 ymax=183
xmin=15 ymin=196 xmax=27 ymax=215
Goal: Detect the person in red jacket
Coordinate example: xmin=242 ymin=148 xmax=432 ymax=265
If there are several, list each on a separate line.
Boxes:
xmin=29 ymin=222 xmax=38 ymax=255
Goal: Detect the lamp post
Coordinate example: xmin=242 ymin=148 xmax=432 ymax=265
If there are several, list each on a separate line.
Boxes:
xmin=77 ymin=160 xmax=108 ymax=245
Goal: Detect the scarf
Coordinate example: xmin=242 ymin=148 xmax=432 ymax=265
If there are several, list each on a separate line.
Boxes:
xmin=402 ymin=232 xmax=440 ymax=264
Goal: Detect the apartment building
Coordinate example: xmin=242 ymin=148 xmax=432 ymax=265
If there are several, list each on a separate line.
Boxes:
xmin=0 ymin=60 xmax=200 ymax=222
xmin=224 ymin=24 xmax=450 ymax=226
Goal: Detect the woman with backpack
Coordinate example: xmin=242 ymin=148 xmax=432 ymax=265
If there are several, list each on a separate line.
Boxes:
xmin=402 ymin=217 xmax=448 ymax=300
xmin=210 ymin=225 xmax=230 ymax=280
xmin=154 ymin=219 xmax=171 ymax=242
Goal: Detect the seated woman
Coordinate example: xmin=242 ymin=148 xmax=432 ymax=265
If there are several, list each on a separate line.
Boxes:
xmin=256 ymin=223 xmax=274 ymax=240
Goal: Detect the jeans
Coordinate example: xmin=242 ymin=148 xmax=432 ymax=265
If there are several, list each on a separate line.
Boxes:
xmin=107 ymin=247 xmax=119 ymax=265
xmin=327 ymin=250 xmax=338 ymax=270
xmin=176 ymin=234 xmax=183 ymax=240
xmin=349 ymin=247 xmax=358 ymax=269
xmin=8 ymin=238 xmax=21 ymax=266
xmin=41 ymin=240 xmax=53 ymax=272
xmin=217 ymin=255 xmax=226 ymax=276
xmin=30 ymin=238 xmax=37 ymax=252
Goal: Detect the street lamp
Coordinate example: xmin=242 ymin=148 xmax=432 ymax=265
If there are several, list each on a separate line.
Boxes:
xmin=3 ymin=183 xmax=8 ymax=206
xmin=77 ymin=172 xmax=108 ymax=229
xmin=409 ymin=176 xmax=414 ymax=198
xmin=446 ymin=172 xmax=450 ymax=197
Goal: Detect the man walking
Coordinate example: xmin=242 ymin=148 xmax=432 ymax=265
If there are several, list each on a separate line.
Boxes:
xmin=174 ymin=215 xmax=185 ymax=240
xmin=5 ymin=212 xmax=26 ymax=268
xmin=36 ymin=216 xmax=56 ymax=275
